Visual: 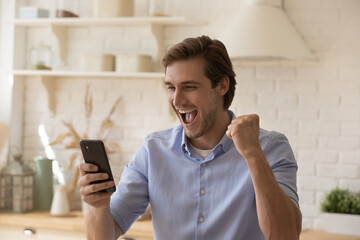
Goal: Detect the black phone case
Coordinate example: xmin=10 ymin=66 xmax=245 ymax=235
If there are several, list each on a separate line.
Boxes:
xmin=79 ymin=139 xmax=116 ymax=193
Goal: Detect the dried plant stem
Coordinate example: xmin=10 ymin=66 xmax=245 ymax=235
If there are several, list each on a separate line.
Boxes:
xmin=84 ymin=83 xmax=93 ymax=134
xmin=68 ymin=152 xmax=79 ymax=170
xmin=97 ymin=96 xmax=121 ymax=138
xmin=71 ymin=166 xmax=80 ymax=190
xmin=62 ymin=120 xmax=82 ymax=142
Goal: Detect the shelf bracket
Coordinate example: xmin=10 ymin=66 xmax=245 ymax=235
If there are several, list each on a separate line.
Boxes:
xmin=150 ymin=23 xmax=165 ymax=66
xmin=50 ymin=24 xmax=67 ymax=65
xmin=40 ymin=76 xmax=56 ymax=115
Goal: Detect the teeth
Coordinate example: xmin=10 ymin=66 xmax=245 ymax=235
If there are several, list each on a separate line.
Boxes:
xmin=178 ymin=109 xmax=195 ymax=114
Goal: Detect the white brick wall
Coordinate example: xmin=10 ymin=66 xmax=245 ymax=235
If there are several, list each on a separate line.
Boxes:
xmin=18 ymin=0 xmax=360 ymax=230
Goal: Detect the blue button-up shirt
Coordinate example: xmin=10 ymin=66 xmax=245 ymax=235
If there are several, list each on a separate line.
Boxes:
xmin=110 ymin=111 xmax=300 ymax=240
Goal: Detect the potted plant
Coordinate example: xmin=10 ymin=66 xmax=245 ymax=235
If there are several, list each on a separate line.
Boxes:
xmin=320 ymin=187 xmax=360 ymax=236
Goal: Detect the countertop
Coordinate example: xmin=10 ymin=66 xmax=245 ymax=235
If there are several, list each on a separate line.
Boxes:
xmin=0 ymin=211 xmax=153 ymax=239
xmin=1 ymin=211 xmax=360 ymax=240
xmin=300 ymin=230 xmax=360 ymax=240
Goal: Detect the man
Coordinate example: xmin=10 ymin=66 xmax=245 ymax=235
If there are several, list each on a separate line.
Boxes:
xmin=78 ymin=35 xmax=301 ymax=240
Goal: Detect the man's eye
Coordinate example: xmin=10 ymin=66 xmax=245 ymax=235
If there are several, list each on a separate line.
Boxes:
xmin=167 ymin=86 xmax=175 ymax=90
xmin=185 ymin=86 xmax=196 ymax=90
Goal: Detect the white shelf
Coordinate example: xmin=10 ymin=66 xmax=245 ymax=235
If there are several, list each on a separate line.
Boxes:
xmin=6 ymin=17 xmax=203 ymax=65
xmin=8 ymin=16 xmax=192 ymax=26
xmin=12 ymin=69 xmax=164 ymax=79
xmin=12 ymin=70 xmax=165 ymax=115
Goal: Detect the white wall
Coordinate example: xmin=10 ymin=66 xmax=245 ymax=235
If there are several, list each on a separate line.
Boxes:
xmin=0 ymin=0 xmax=13 ymax=125
xmin=8 ymin=0 xmax=360 ymax=230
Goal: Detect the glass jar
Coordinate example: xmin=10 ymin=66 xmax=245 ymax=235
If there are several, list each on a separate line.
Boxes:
xmin=148 ymin=0 xmax=172 ymax=16
xmin=28 ymin=43 xmax=53 ymax=70
xmin=56 ymin=0 xmax=80 ymax=18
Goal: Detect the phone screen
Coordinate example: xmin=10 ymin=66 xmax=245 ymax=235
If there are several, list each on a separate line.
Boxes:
xmin=80 ymin=139 xmax=116 ymax=192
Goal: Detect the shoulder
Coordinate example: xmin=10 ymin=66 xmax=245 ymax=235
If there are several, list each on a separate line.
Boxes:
xmin=259 ymin=129 xmax=296 ymax=166
xmin=259 ymin=129 xmax=291 ymax=150
xmin=144 ymin=125 xmax=183 ymax=144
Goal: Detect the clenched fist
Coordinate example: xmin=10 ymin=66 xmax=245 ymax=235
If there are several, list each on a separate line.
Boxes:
xmin=226 ymin=114 xmax=262 ymax=159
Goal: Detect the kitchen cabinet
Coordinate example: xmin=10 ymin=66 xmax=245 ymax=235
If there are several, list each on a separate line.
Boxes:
xmin=0 ymin=211 xmax=153 ymax=240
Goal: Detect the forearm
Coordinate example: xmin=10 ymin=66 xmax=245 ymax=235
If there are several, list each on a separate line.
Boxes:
xmin=85 ymin=205 xmax=122 ymax=240
xmin=245 ymin=150 xmax=301 ymax=240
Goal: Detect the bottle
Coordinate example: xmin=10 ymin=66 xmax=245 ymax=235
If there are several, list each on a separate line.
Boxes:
xmin=34 ymin=156 xmax=53 ymax=210
xmin=50 ymin=184 xmax=70 ymax=216
xmin=28 ymin=43 xmax=53 ymax=70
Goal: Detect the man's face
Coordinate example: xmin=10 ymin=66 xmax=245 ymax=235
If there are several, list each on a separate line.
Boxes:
xmin=165 ymin=57 xmax=222 ymax=140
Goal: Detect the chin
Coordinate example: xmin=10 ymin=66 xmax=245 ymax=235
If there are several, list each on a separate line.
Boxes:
xmin=183 ymin=126 xmax=204 ymax=140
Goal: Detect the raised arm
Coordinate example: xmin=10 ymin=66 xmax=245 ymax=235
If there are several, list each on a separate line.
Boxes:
xmin=226 ymin=114 xmax=301 ymax=240
xmin=78 ymin=163 xmax=122 ymax=240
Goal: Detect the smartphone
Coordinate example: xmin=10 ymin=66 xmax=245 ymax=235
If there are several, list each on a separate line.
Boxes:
xmin=79 ymin=139 xmax=116 ymax=193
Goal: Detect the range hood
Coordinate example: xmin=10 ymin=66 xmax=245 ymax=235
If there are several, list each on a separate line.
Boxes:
xmin=218 ymin=3 xmax=316 ymax=61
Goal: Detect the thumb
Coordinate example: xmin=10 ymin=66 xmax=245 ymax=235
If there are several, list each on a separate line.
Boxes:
xmin=226 ymin=127 xmax=232 ymax=139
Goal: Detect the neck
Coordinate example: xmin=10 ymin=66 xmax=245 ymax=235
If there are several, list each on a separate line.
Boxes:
xmin=189 ymin=110 xmax=231 ymax=150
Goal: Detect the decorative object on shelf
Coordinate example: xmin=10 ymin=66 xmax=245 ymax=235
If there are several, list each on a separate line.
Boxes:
xmin=19 ymin=7 xmax=49 ymax=19
xmin=0 ymin=154 xmax=35 ymax=213
xmin=148 ymin=0 xmax=172 ymax=16
xmin=79 ymin=53 xmax=115 ymax=72
xmin=56 ymin=0 xmax=80 ymax=18
xmin=93 ymin=0 xmax=134 ymax=17
xmin=116 ymin=54 xmax=152 ymax=73
xmin=320 ymin=187 xmax=360 ymax=236
xmin=34 ymin=156 xmax=53 ymax=210
xmin=49 ymin=84 xmax=121 ymax=209
xmin=28 ymin=43 xmax=53 ymax=70
xmin=50 ymin=184 xmax=70 ymax=216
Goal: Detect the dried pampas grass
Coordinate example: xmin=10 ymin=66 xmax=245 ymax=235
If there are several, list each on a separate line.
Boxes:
xmin=50 ymin=83 xmax=121 ymax=190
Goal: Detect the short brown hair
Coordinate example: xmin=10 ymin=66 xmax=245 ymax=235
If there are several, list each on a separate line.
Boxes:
xmin=162 ymin=35 xmax=237 ymax=110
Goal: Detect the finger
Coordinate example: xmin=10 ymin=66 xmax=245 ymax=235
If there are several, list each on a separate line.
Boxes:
xmin=78 ymin=172 xmax=109 ymax=187
xmin=82 ymin=191 xmax=113 ymax=204
xmin=79 ymin=163 xmax=98 ymax=176
xmin=226 ymin=125 xmax=233 ymax=138
xmin=81 ymin=181 xmax=115 ymax=195
xmin=248 ymin=114 xmax=259 ymax=123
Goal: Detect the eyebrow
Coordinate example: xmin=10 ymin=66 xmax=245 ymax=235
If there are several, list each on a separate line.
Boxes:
xmin=164 ymin=80 xmax=201 ymax=86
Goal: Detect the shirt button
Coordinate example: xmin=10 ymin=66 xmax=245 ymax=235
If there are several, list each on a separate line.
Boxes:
xmin=199 ymin=217 xmax=204 ymax=223
xmin=200 ymin=189 xmax=206 ymax=195
xmin=201 ymin=162 xmax=207 ymax=167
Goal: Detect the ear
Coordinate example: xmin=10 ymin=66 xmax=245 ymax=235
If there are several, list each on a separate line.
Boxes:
xmin=216 ymin=77 xmax=230 ymax=97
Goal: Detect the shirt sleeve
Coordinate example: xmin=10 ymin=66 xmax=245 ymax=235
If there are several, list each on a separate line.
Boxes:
xmin=110 ymin=141 xmax=150 ymax=234
xmin=263 ymin=132 xmax=301 ymax=211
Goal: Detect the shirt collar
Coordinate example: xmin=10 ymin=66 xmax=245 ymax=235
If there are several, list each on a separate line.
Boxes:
xmin=181 ymin=110 xmax=235 ymax=155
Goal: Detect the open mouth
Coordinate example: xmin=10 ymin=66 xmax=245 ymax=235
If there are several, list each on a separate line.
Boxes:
xmin=178 ymin=109 xmax=198 ymax=125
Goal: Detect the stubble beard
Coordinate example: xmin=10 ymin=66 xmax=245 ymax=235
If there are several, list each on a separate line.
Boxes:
xmin=184 ymin=94 xmax=220 ymax=141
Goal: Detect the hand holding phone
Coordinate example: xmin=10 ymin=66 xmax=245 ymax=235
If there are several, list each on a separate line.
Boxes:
xmin=79 ymin=139 xmax=116 ymax=193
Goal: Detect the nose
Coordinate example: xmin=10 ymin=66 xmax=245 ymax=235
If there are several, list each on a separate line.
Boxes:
xmin=172 ymin=89 xmax=185 ymax=108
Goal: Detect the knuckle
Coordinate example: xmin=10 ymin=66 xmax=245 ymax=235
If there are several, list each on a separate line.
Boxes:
xmin=79 ymin=162 xmax=85 ymax=169
xmin=84 ymin=174 xmax=91 ymax=182
xmin=90 ymin=184 xmax=97 ymax=192
xmin=79 ymin=188 xmax=85 ymax=196
xmin=77 ymin=179 xmax=82 ymax=187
